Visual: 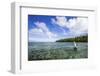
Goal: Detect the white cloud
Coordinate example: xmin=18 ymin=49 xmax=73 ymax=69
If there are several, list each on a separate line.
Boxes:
xmin=52 ymin=16 xmax=68 ymax=27
xmin=34 ymin=22 xmax=57 ymax=39
xmin=29 ymin=22 xmax=57 ymax=42
xmin=34 ymin=22 xmax=49 ymax=32
xmin=52 ymin=16 xmax=88 ymax=37
xmin=29 ymin=17 xmax=88 ymax=42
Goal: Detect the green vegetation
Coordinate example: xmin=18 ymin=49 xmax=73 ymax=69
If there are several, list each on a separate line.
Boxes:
xmin=56 ymin=35 xmax=88 ymax=42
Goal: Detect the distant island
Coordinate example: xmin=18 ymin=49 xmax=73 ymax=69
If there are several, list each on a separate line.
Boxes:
xmin=56 ymin=35 xmax=88 ymax=42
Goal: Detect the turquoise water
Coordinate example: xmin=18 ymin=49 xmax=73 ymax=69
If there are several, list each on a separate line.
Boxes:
xmin=28 ymin=42 xmax=88 ymax=61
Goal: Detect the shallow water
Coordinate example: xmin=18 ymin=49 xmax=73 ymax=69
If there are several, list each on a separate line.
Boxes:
xmin=28 ymin=42 xmax=88 ymax=61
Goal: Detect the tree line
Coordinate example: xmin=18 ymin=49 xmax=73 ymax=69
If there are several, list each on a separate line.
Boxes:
xmin=56 ymin=35 xmax=88 ymax=42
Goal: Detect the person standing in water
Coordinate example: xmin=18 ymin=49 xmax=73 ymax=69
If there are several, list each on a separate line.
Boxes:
xmin=74 ymin=41 xmax=77 ymax=51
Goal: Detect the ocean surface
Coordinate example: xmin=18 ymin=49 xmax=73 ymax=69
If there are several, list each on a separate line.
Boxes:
xmin=28 ymin=42 xmax=88 ymax=61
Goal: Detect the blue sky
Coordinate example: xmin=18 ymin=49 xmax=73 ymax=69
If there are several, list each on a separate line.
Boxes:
xmin=28 ymin=15 xmax=88 ymax=42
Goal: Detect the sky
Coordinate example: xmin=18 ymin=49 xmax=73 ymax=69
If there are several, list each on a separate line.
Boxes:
xmin=28 ymin=15 xmax=88 ymax=42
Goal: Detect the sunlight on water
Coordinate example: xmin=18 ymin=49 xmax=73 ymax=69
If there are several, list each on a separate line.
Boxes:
xmin=28 ymin=42 xmax=88 ymax=61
